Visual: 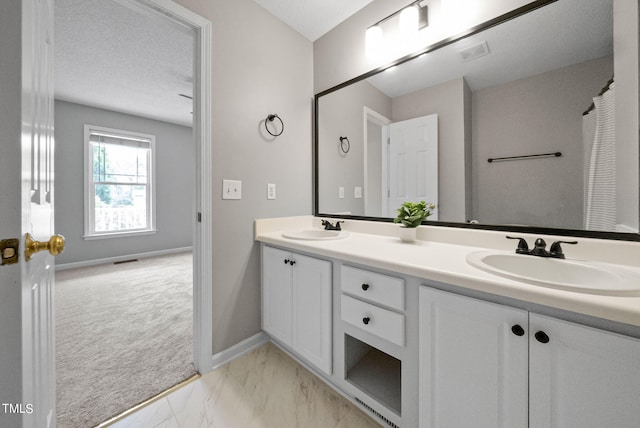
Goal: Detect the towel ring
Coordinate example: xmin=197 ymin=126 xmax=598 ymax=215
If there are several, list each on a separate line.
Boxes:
xmin=265 ymin=114 xmax=284 ymax=137
xmin=339 ymin=136 xmax=350 ymax=154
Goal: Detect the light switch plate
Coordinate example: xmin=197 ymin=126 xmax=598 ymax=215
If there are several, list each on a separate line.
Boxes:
xmin=223 ymin=179 xmax=242 ymax=200
xmin=339 ymin=187 xmax=345 ymax=199
xmin=267 ymin=183 xmax=276 ymax=200
xmin=354 ymin=186 xmax=362 ymax=198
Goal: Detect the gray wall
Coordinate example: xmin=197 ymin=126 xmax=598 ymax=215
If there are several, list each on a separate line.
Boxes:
xmin=471 ymin=56 xmax=613 ymax=228
xmin=54 ymin=100 xmax=195 ymax=265
xmin=318 ymin=80 xmax=391 ymax=215
xmin=176 ymin=0 xmax=314 ymax=353
xmin=365 ymin=120 xmax=384 ymax=215
xmin=392 ymin=78 xmax=471 ymax=222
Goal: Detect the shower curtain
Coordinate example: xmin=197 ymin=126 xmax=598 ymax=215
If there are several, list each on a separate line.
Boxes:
xmin=583 ymin=81 xmax=615 ymax=231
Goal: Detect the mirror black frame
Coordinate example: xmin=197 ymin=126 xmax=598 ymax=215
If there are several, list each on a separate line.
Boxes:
xmin=314 ymin=0 xmax=640 ymax=242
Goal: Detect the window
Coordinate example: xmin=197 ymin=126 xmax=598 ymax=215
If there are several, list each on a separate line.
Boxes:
xmin=84 ymin=124 xmax=156 ymax=239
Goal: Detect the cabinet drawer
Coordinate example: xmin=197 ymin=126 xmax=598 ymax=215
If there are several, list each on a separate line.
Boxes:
xmin=341 ymin=266 xmax=404 ymax=311
xmin=341 ymin=295 xmax=405 ymax=346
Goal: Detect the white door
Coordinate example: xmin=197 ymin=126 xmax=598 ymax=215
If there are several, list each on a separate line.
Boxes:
xmin=529 ymin=314 xmax=640 ymax=428
xmin=419 ymin=287 xmax=528 ymax=428
xmin=292 ymin=254 xmax=332 ymax=374
xmin=262 ymin=246 xmax=293 ymax=346
xmin=0 ymin=0 xmax=60 ymax=427
xmin=388 ymin=114 xmax=438 ymax=218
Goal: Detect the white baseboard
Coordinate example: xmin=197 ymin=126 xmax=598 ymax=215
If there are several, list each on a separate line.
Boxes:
xmin=210 ymin=332 xmax=270 ymax=371
xmin=55 ymin=246 xmax=193 ymax=271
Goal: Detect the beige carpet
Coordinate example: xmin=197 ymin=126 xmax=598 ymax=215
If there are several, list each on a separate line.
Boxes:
xmin=55 ymin=252 xmax=197 ymax=428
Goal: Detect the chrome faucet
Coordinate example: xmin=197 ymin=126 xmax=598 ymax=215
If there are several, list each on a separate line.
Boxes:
xmin=506 ymin=236 xmax=577 ymax=259
xmin=322 ymin=220 xmax=343 ymax=231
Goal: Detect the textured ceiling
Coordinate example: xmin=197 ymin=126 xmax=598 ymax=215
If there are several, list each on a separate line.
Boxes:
xmin=54 ymin=0 xmax=373 ymax=127
xmin=54 ymin=0 xmax=194 ymax=127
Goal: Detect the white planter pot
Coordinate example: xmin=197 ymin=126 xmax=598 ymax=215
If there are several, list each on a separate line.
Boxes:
xmin=399 ymin=227 xmax=417 ymax=243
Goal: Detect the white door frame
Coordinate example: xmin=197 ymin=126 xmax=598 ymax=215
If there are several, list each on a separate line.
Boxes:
xmin=113 ymin=0 xmax=214 ymax=373
xmin=363 ymin=107 xmax=391 ymax=217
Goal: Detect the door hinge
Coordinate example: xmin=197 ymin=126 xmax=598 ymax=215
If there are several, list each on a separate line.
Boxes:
xmin=197 ymin=212 xmax=202 ymax=223
xmin=0 ymin=238 xmax=20 ymax=266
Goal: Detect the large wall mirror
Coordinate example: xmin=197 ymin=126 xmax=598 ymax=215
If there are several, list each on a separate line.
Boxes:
xmin=315 ymin=0 xmax=640 ymax=240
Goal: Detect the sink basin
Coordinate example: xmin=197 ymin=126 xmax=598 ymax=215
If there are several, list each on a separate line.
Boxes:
xmin=466 ymin=250 xmax=640 ymax=295
xmin=282 ymin=229 xmax=350 ymax=241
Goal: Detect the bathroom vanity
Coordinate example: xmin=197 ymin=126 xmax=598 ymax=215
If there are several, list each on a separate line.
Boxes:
xmin=256 ymin=216 xmax=640 ymax=428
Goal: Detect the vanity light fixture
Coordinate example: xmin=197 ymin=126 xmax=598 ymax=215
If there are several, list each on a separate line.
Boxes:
xmin=399 ymin=5 xmax=420 ymax=36
xmin=365 ymin=0 xmax=428 ymax=59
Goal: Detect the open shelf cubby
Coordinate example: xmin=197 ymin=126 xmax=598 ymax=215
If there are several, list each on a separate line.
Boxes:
xmin=344 ymin=334 xmax=401 ymax=415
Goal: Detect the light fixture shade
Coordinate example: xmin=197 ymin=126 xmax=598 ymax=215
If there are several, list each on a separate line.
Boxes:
xmin=365 ymin=25 xmax=384 ymax=59
xmin=399 ymin=5 xmax=419 ymax=35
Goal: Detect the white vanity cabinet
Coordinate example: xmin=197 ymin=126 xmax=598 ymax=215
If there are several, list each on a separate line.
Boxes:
xmin=420 ymin=287 xmax=640 ymax=428
xmin=529 ymin=313 xmax=640 ymax=428
xmin=262 ymin=246 xmax=332 ymax=374
xmin=419 ymin=287 xmax=528 ymax=428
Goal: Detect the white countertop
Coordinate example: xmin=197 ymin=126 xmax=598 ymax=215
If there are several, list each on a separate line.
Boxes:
xmin=255 ymin=216 xmax=640 ymax=328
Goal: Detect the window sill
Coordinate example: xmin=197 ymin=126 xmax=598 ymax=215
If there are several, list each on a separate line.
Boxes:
xmin=83 ymin=229 xmax=158 ymax=240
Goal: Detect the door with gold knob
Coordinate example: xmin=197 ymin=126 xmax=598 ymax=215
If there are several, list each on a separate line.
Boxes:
xmin=0 ymin=1 xmax=57 ymax=427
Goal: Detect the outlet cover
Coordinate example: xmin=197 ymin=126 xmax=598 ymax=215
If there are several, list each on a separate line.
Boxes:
xmin=354 ymin=186 xmax=362 ymax=198
xmin=223 ymin=179 xmax=242 ymax=200
xmin=267 ymin=183 xmax=276 ymax=200
xmin=339 ymin=187 xmax=345 ymax=199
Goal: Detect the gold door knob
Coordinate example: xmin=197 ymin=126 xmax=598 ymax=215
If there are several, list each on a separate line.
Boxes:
xmin=24 ymin=233 xmax=65 ymax=261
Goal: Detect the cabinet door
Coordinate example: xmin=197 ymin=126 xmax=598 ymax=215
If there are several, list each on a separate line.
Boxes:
xmin=530 ymin=314 xmax=640 ymax=428
xmin=292 ymin=253 xmax=332 ymax=374
xmin=262 ymin=246 xmax=293 ymax=346
xmin=419 ymin=287 xmax=528 ymax=428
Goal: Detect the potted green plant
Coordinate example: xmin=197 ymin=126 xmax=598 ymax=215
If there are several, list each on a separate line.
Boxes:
xmin=393 ymin=201 xmax=435 ymax=242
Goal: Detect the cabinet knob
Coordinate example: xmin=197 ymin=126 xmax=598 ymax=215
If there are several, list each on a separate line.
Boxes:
xmin=362 ymin=317 xmax=371 ymax=325
xmin=361 ymin=283 xmax=370 ymax=291
xmin=535 ymin=331 xmax=550 ymax=344
xmin=284 ymin=259 xmax=289 ymax=264
xmin=289 ymin=260 xmax=296 ymax=266
xmin=511 ymin=324 xmax=525 ymax=337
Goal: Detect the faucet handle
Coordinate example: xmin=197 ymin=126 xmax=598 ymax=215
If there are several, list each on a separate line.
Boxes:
xmin=549 ymin=240 xmax=578 ymax=259
xmin=321 ymin=220 xmax=343 ymax=230
xmin=530 ymin=238 xmax=549 ymax=256
xmin=506 ymin=236 xmax=530 ymax=254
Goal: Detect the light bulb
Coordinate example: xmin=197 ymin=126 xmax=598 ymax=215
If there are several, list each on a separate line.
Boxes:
xmin=399 ymin=5 xmax=419 ymax=36
xmin=365 ymin=25 xmax=384 ymax=59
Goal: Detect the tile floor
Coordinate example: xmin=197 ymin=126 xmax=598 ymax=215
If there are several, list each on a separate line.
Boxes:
xmin=108 ymin=343 xmax=379 ymax=428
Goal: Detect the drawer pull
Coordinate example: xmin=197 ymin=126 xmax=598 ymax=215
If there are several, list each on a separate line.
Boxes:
xmin=511 ymin=324 xmax=525 ymax=336
xmin=362 ymin=316 xmax=371 ymax=325
xmin=361 ymin=283 xmax=370 ymax=291
xmin=535 ymin=331 xmax=550 ymax=344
